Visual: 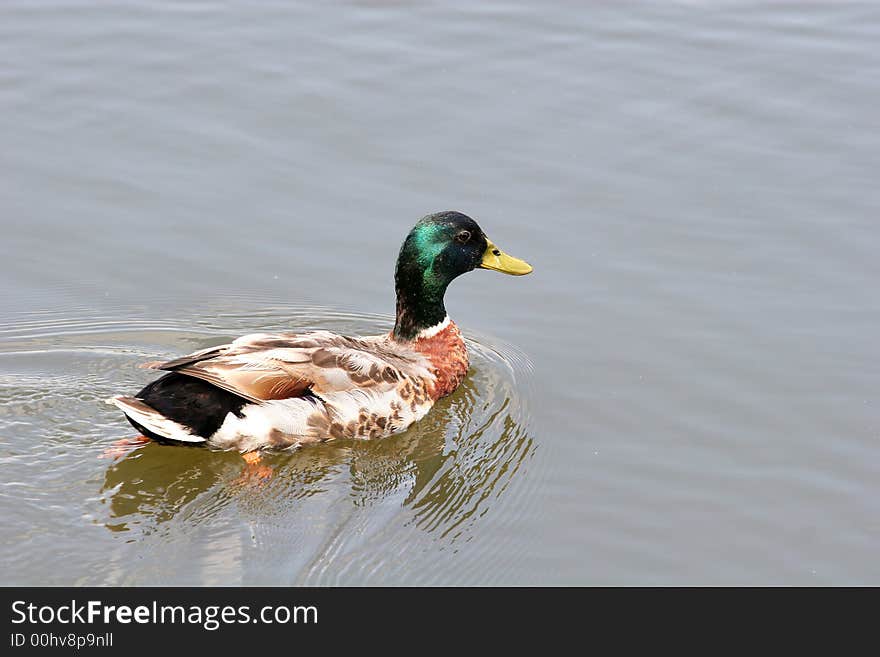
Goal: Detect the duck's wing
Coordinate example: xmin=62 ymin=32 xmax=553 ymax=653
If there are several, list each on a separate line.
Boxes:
xmin=142 ymin=331 xmax=426 ymax=405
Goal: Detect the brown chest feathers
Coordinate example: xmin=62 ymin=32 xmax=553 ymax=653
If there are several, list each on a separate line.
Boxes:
xmin=412 ymin=320 xmax=469 ymax=400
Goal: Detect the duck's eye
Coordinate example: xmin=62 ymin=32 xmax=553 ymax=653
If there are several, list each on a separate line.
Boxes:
xmin=455 ymin=230 xmax=471 ymax=244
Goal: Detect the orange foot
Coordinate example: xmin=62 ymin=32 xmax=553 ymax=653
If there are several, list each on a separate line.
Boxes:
xmin=99 ymin=435 xmax=151 ymax=460
xmin=234 ymin=451 xmax=273 ymax=485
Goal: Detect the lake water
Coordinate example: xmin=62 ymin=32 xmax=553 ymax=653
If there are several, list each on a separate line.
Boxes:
xmin=1 ymin=1 xmax=878 ymax=585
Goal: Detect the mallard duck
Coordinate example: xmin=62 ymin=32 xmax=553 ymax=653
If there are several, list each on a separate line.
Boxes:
xmin=106 ymin=211 xmax=531 ymax=460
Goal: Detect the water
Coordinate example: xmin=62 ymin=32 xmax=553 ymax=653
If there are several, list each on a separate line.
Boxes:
xmin=1 ymin=1 xmax=878 ymax=585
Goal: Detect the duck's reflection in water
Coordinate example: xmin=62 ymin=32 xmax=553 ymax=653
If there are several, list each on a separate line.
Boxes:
xmin=100 ymin=368 xmax=534 ymax=540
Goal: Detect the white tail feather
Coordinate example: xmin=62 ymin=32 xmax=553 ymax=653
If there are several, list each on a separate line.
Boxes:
xmin=105 ymin=396 xmax=206 ymax=443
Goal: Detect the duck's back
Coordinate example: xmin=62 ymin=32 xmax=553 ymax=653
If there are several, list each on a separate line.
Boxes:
xmin=107 ymin=325 xmax=468 ymax=451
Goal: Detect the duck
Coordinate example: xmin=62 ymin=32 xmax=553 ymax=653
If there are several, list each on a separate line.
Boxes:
xmin=106 ymin=211 xmax=532 ymax=462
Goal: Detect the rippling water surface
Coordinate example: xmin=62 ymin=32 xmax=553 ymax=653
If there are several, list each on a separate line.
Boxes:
xmin=1 ymin=1 xmax=878 ymax=584
xmin=0 ymin=303 xmax=536 ymax=584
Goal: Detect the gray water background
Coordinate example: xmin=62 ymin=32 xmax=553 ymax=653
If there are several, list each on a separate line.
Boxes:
xmin=0 ymin=1 xmax=878 ymax=584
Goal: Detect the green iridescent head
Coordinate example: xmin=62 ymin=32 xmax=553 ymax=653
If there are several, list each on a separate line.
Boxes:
xmin=392 ymin=211 xmax=532 ymax=341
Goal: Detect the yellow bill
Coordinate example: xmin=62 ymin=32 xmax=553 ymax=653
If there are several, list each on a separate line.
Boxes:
xmin=479 ymin=239 xmax=533 ymax=276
